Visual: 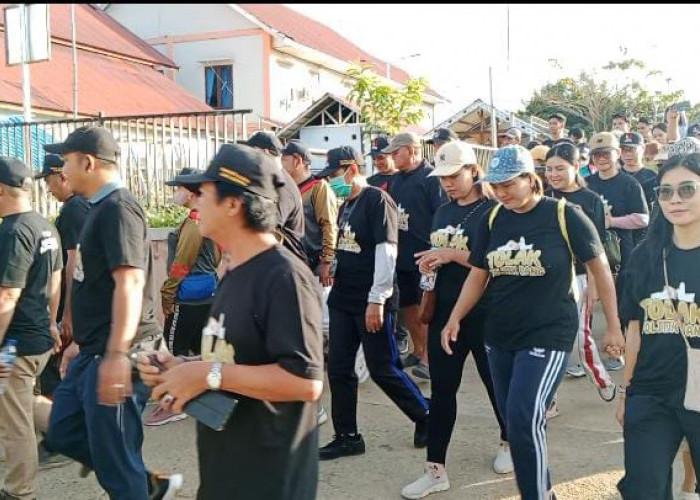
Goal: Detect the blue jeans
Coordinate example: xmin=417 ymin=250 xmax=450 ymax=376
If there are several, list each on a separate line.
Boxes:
xmin=486 ymin=344 xmax=567 ymax=500
xmin=45 ymin=352 xmax=151 ymax=500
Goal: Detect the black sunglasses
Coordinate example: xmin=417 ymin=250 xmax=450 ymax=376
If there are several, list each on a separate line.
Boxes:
xmin=654 ymin=181 xmax=699 ymax=201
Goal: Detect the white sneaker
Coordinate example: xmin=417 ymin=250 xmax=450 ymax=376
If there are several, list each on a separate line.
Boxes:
xmin=565 ymin=364 xmax=586 ymax=378
xmin=355 ymin=347 xmax=369 ymax=384
xmin=317 ymin=405 xmax=328 ymax=426
xmin=493 ymin=442 xmax=514 ymax=474
xmin=678 ymin=492 xmax=700 ymax=500
xmin=401 ymin=463 xmax=450 ymax=499
xmin=597 ymin=383 xmax=616 ymax=403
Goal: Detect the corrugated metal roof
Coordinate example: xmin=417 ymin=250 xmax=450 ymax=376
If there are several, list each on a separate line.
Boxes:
xmin=0 ymin=38 xmax=211 ymax=116
xmin=0 ymin=3 xmax=176 ymax=68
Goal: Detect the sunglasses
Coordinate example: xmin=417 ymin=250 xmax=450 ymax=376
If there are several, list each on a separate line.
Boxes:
xmin=654 ymin=181 xmax=699 ymax=201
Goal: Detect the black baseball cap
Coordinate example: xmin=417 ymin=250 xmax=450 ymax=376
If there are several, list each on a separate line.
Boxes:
xmin=175 ymin=143 xmax=285 ymax=201
xmin=620 ymin=132 xmax=644 ymax=148
xmin=34 ymin=154 xmax=65 ymax=179
xmin=281 ymin=140 xmax=312 ymax=164
xmin=369 ymin=136 xmax=390 ymax=157
xmin=44 ymin=126 xmax=119 ymax=162
xmin=316 ymin=146 xmax=362 ymax=178
xmin=427 ymin=128 xmax=457 ymax=144
xmin=0 ymin=157 xmax=32 ymax=187
xmin=238 ymin=131 xmax=283 ymax=156
xmin=688 ymin=124 xmax=700 ymax=137
xmin=165 ymin=167 xmax=200 ymax=187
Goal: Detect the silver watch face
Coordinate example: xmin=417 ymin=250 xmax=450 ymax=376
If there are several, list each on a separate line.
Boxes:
xmin=207 ymin=363 xmax=222 ymax=389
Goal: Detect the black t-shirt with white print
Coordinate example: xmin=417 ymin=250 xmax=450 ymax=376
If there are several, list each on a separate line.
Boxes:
xmin=54 ymin=195 xmax=89 ymax=321
xmin=470 ymin=197 xmax=603 ymax=352
xmin=548 ymin=187 xmax=606 ymax=275
xmin=72 ymin=188 xmax=160 ymax=355
xmin=430 ymin=198 xmax=495 ymax=313
xmin=327 ymin=186 xmax=399 ymax=316
xmin=0 ymin=211 xmax=62 ymax=356
xmin=196 ymin=245 xmax=323 ymax=500
xmin=621 ymin=244 xmax=700 ymax=406
xmin=586 ymin=170 xmax=648 ymax=265
xmin=388 ymin=160 xmax=447 ymax=272
xmin=367 ymin=172 xmax=395 ymax=192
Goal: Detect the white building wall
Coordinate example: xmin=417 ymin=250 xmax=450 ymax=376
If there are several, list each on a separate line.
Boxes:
xmin=105 ymin=4 xmax=254 ymax=40
xmin=150 ymin=36 xmax=265 ymax=117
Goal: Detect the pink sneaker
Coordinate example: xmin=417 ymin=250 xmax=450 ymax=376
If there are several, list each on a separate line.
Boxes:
xmin=144 ymin=405 xmax=188 ymax=427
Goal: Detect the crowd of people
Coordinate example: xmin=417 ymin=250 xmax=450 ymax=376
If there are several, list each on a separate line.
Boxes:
xmin=0 ymin=101 xmax=697 ymax=500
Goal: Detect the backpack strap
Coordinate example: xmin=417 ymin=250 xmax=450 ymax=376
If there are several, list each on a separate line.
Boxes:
xmin=488 ymin=203 xmax=503 ymax=230
xmin=556 ymin=197 xmax=579 ymax=302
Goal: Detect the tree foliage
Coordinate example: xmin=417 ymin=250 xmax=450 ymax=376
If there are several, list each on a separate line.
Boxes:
xmin=519 ymin=57 xmax=686 ymax=135
xmin=345 ymin=62 xmax=427 ymax=135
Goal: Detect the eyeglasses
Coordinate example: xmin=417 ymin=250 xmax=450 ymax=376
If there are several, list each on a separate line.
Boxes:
xmin=654 ymin=181 xmax=699 ymax=201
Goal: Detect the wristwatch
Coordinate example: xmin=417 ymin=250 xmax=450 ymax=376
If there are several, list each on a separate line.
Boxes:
xmin=206 ymin=362 xmax=223 ymax=390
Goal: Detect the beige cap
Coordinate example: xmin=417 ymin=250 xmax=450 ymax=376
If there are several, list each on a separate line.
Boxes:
xmin=499 ymin=127 xmax=522 ymax=140
xmin=590 ymin=132 xmax=620 ymax=153
xmin=382 ymin=132 xmax=422 ymax=154
xmin=530 ymin=145 xmax=550 ymax=162
xmin=429 ymin=141 xmax=477 ymax=177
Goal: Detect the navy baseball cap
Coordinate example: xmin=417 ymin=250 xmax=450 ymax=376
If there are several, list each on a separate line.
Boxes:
xmin=238 ymin=131 xmax=283 ymax=156
xmin=316 ymin=146 xmax=363 ymax=178
xmin=175 ymin=143 xmax=285 ymax=201
xmin=165 ymin=167 xmax=200 ymax=187
xmin=369 ymin=137 xmax=391 ymax=157
xmin=34 ymin=154 xmax=65 ymax=179
xmin=44 ymin=126 xmax=119 ymax=163
xmin=0 ymin=157 xmax=32 ymax=187
xmin=281 ymin=140 xmax=312 ymax=164
xmin=482 ymin=145 xmax=535 ymax=184
xmin=620 ymin=132 xmax=645 ymax=148
xmin=427 ymin=128 xmax=457 ymax=145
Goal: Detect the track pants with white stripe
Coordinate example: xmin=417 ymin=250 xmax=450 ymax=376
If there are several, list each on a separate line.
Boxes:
xmin=327 ymin=307 xmax=429 ymax=436
xmin=486 ymin=344 xmax=568 ymax=500
xmin=568 ymin=274 xmax=614 ymax=390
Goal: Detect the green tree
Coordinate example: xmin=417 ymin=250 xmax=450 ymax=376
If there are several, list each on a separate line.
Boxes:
xmin=345 ymin=62 xmax=427 ymax=135
xmin=519 ymin=57 xmax=685 ymax=135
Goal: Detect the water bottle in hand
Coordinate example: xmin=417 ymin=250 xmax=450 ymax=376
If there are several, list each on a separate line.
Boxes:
xmin=0 ymin=339 xmax=18 ymax=395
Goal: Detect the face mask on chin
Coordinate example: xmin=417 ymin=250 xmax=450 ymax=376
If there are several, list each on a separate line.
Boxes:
xmin=328 ymin=175 xmax=352 ymax=198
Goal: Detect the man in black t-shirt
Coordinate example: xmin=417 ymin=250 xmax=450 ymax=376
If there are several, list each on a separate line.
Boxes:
xmin=366 ymin=136 xmax=398 ymax=191
xmin=137 ymin=143 xmax=324 ymax=500
xmin=44 ymin=126 xmax=181 ymax=499
xmin=0 ymin=157 xmax=62 ymax=500
xmin=239 ymin=131 xmax=308 ymax=265
xmin=619 ymin=132 xmax=658 ymax=245
xmin=33 ymin=153 xmax=89 ymax=467
xmin=314 ymin=151 xmax=429 ymax=460
xmin=385 ymin=132 xmax=447 ymax=378
xmin=586 ymin=132 xmax=649 ymax=269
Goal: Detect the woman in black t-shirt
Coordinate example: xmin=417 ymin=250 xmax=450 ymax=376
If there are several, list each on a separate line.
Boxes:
xmin=617 ymin=153 xmax=700 ymax=500
xmin=545 ymin=144 xmax=616 ymax=404
xmin=402 ymin=141 xmax=507 ymax=499
xmin=442 ymin=145 xmax=624 ymax=500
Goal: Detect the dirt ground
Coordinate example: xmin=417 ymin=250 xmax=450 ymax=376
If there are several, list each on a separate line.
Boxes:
xmin=2 ymin=312 xmax=689 ymax=499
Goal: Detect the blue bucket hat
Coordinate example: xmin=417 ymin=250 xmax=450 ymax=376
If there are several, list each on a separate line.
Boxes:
xmin=482 ymin=145 xmax=535 ymax=184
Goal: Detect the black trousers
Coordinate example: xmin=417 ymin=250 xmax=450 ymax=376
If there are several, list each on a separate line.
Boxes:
xmin=618 ymin=393 xmax=700 ymax=499
xmin=163 ymin=303 xmax=212 ymax=356
xmin=427 ymin=305 xmax=507 ymax=464
xmin=327 ymin=307 xmax=429 ymax=435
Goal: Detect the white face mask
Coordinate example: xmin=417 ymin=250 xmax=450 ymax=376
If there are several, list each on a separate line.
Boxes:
xmin=173 ymin=190 xmax=189 ymax=206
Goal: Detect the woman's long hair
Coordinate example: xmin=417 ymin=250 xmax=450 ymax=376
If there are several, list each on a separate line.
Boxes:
xmin=639 ymin=153 xmax=700 ymax=280
xmin=470 ymin=163 xmax=494 ymax=199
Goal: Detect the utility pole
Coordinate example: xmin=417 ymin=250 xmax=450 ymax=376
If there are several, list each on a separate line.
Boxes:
xmin=20 ymin=4 xmax=31 ymax=123
xmin=489 ymin=66 xmax=497 ymax=148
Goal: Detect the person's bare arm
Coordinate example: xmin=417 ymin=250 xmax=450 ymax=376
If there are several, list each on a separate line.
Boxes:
xmin=585 ymin=255 xmax=624 ymax=355
xmin=61 ymin=249 xmax=77 ymax=342
xmin=617 ymin=320 xmax=641 ymax=425
xmin=49 ymin=271 xmax=62 ymax=352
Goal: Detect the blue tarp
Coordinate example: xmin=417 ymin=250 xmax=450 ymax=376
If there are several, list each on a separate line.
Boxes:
xmin=0 ymin=116 xmax=56 ymax=171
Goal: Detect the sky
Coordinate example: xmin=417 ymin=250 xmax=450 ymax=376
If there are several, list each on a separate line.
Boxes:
xmin=287 ymin=3 xmax=700 ymax=124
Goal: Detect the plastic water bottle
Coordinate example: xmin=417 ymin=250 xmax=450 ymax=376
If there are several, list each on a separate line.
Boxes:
xmin=0 ymin=339 xmax=18 ymax=395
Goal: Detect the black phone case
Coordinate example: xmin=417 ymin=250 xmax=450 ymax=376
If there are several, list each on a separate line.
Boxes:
xmin=183 ymin=391 xmax=239 ymax=432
